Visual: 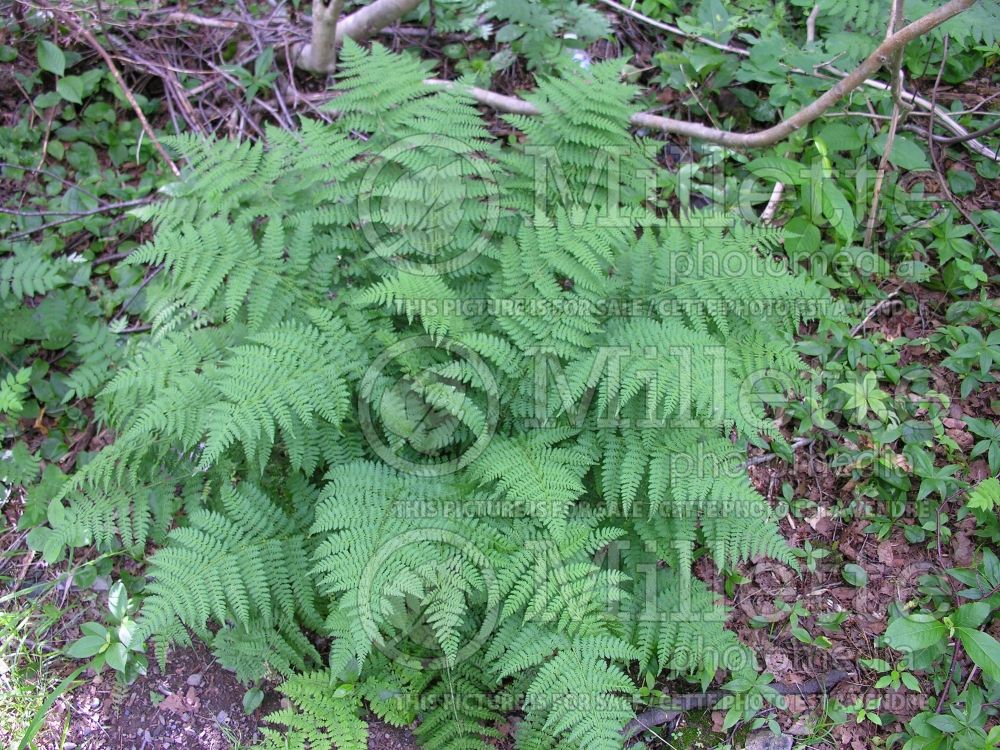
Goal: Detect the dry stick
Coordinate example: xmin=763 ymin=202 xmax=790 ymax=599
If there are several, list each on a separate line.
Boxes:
xmin=425 ymin=0 xmax=977 ymax=148
xmin=622 ymin=670 xmax=850 ymax=743
xmin=935 ymin=116 xmax=1000 ymax=144
xmin=827 ymin=290 xmax=903 ymax=362
xmin=806 ymin=3 xmax=820 ymax=43
xmin=54 ymin=10 xmax=180 ymax=176
xmin=0 ymin=161 xmax=101 ymax=202
xmin=758 ymin=5 xmax=818 ymax=225
xmin=884 ymin=206 xmax=945 ymax=247
xmin=743 ymin=437 xmax=815 ymax=468
xmin=601 ymin=0 xmax=993 ymax=154
xmin=165 ymin=10 xmax=239 ymax=29
xmin=924 ymin=37 xmax=1000 ymax=262
xmin=5 ymin=197 xmax=154 ymax=241
xmin=759 ymin=181 xmax=785 ymax=224
xmin=595 ymin=0 xmax=748 ymax=57
xmin=631 ymin=0 xmax=974 ymax=147
xmin=863 ymin=0 xmax=907 ymax=249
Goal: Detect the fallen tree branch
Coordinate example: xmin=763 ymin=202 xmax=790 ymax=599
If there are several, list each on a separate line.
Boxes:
xmin=602 ymin=0 xmax=993 ymax=154
xmin=925 ymin=36 xmax=1000 ymax=261
xmin=293 ymin=0 xmax=423 ymax=70
xmin=622 ymin=670 xmax=850 ymax=743
xmin=290 ymin=0 xmax=421 ymax=73
xmin=336 ymin=0 xmax=423 ymax=42
xmin=165 ymin=11 xmax=239 ymax=29
xmin=5 ymin=197 xmax=154 ymax=241
xmin=631 ymin=0 xmax=974 ymax=147
xmin=744 ymin=437 xmax=815 ymax=468
xmin=934 ymin=116 xmax=1000 ymax=145
xmin=595 ymin=0 xmax=747 ymax=57
xmin=425 ymin=0 xmax=976 ymax=148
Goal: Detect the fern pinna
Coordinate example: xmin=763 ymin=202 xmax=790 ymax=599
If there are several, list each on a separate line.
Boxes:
xmin=49 ymin=40 xmax=827 ymax=749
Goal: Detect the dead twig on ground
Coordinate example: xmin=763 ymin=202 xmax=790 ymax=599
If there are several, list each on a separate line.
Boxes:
xmin=863 ymin=0 xmax=908 ymax=249
xmin=925 ymin=36 xmax=1000 ymax=262
xmin=623 ymin=670 xmax=850 ymax=743
xmin=49 ymin=6 xmax=180 ymax=176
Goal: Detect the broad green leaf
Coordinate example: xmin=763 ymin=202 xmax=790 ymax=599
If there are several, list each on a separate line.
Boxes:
xmin=746 ymin=156 xmax=807 ymax=186
xmin=842 ymin=564 xmax=868 ymax=587
xmin=56 ymin=75 xmax=84 ymax=104
xmin=815 ymin=122 xmax=864 ymax=151
xmin=901 ymin=672 xmax=921 ymax=692
xmin=46 ymin=498 xmax=65 ymax=527
xmin=884 ymin=613 xmax=947 ymax=653
xmin=243 ymin=687 xmax=264 ymax=714
xmin=33 ymin=91 xmax=61 ymax=109
xmin=954 ymin=601 xmax=991 ymax=629
xmin=956 ymin=627 xmax=1000 ymax=681
xmin=821 ymin=180 xmax=855 ymax=242
xmin=65 ymin=634 xmax=107 ymax=659
xmin=42 ymin=535 xmax=63 ymax=565
xmin=104 ymin=642 xmax=128 ymax=672
xmin=107 ymin=581 xmax=128 ymax=621
xmin=872 ymin=134 xmax=929 ymax=170
xmin=36 ymin=39 xmax=65 ymax=76
xmin=80 ymin=622 xmax=108 ymax=639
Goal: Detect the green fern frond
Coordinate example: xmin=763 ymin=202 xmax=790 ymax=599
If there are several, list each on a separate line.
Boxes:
xmin=260 ymin=671 xmax=368 ymax=750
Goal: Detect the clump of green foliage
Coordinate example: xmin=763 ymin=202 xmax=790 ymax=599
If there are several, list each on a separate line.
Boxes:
xmin=32 ymin=40 xmax=830 ymax=749
xmin=1 ymin=31 xmax=164 ymax=510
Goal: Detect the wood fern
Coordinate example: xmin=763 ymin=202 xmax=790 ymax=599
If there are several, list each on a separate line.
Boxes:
xmin=47 ymin=42 xmax=829 ymax=749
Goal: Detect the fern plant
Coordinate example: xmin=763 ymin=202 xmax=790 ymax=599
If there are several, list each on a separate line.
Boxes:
xmin=48 ymin=41 xmax=828 ymax=749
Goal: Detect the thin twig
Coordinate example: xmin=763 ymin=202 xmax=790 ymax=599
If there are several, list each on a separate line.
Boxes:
xmin=598 ymin=0 xmax=994 ymax=155
xmin=0 ymin=162 xmax=101 ymax=202
xmin=596 ymin=0 xmax=750 ymax=57
xmin=623 ymin=670 xmax=850 ymax=743
xmin=113 ymin=265 xmax=162 ymax=320
xmin=51 ymin=7 xmax=180 ymax=176
xmin=425 ymin=0 xmax=978 ymax=149
xmin=884 ymin=207 xmax=945 ymax=247
xmin=863 ymin=0 xmax=907 ymax=249
xmin=935 ymin=117 xmax=1000 ymax=145
xmin=806 ymin=4 xmax=820 ymax=44
xmin=828 ymin=290 xmax=903 ymax=362
xmin=0 ymin=197 xmax=150 ymax=218
xmin=744 ymin=437 xmax=815 ymax=468
xmin=925 ymin=36 xmax=1000 ymax=262
xmin=4 ymin=198 xmax=153 ymax=241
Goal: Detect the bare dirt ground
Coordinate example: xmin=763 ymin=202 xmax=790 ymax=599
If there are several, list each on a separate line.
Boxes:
xmin=45 ymin=638 xmax=420 ymax=750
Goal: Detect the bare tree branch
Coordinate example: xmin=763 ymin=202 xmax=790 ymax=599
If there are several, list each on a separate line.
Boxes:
xmin=336 ymin=0 xmax=423 ymax=43
xmin=629 ymin=0 xmax=976 ymax=147
xmin=600 ymin=0 xmax=989 ymax=153
xmin=427 ymin=0 xmax=976 ymax=149
xmin=806 ymin=4 xmax=820 ymax=43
